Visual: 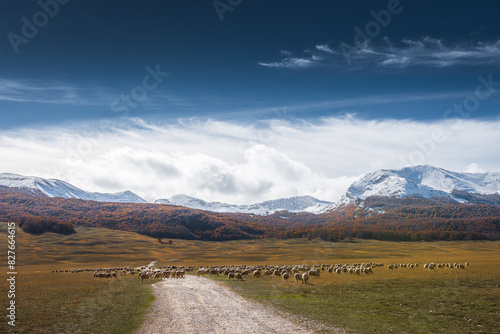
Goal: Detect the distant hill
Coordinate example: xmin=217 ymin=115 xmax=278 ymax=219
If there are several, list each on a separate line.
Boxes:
xmin=1 ymin=186 xmax=499 ymax=241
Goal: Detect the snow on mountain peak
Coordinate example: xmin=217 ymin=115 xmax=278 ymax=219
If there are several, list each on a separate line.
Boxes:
xmin=2 ymin=165 xmax=499 ymax=214
xmin=345 ymin=165 xmax=500 ymax=201
xmin=155 ymin=194 xmax=333 ymax=215
xmin=0 ymin=173 xmax=146 ymax=204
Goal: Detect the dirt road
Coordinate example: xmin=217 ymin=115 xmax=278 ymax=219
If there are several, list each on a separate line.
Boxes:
xmin=136 ymin=276 xmax=345 ymax=334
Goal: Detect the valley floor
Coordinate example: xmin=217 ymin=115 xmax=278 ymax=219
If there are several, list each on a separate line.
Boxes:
xmin=1 ymin=223 xmax=499 ymax=333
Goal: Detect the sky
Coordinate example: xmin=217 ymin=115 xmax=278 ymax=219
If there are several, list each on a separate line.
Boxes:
xmin=0 ymin=0 xmax=499 ymax=203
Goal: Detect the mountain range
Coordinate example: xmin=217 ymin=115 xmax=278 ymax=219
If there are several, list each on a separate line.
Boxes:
xmin=0 ymin=173 xmax=147 ymax=204
xmin=155 ymin=194 xmax=332 ymax=214
xmin=1 ymin=165 xmax=499 ymax=214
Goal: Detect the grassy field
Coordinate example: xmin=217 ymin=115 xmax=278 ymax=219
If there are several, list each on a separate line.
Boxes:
xmin=1 ymin=271 xmax=154 ymax=334
xmin=216 ymin=261 xmax=500 ymax=333
xmin=1 ymin=222 xmax=499 ymax=333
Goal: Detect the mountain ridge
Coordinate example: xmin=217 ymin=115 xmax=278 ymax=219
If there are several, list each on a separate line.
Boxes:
xmin=1 ymin=165 xmax=499 ymax=213
xmin=155 ymin=194 xmax=332 ymax=215
xmin=0 ymin=173 xmax=147 ymax=204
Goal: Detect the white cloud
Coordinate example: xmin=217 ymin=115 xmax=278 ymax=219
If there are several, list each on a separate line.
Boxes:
xmin=316 ymin=44 xmax=336 ymax=54
xmin=260 ymin=37 xmax=500 ymax=69
xmin=0 ymin=78 xmax=191 ymax=112
xmin=259 ymin=57 xmax=316 ymax=69
xmin=0 ymin=117 xmax=499 ymax=204
xmin=0 ymin=78 xmax=105 ymax=106
xmin=464 ymin=163 xmax=485 ymax=173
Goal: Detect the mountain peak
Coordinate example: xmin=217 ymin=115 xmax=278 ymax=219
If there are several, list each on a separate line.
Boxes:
xmin=0 ymin=173 xmax=146 ymax=204
xmin=345 ymin=165 xmax=500 ymax=201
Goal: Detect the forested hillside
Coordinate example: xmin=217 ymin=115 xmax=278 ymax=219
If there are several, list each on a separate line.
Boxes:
xmin=1 ymin=187 xmax=498 ymax=241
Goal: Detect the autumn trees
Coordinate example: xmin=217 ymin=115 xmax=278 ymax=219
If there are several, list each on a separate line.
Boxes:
xmin=0 ymin=187 xmax=498 ymax=241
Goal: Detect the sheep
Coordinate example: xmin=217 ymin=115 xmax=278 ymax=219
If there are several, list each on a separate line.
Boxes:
xmin=294 ymin=273 xmax=303 ymax=283
xmin=282 ymin=272 xmax=289 ymax=282
xmin=140 ymin=272 xmax=151 ymax=282
xmin=308 ymin=269 xmax=320 ymax=278
xmin=236 ymin=273 xmax=243 ymax=280
xmin=228 ymin=273 xmax=236 ymax=280
xmin=302 ymin=272 xmax=309 ymax=284
xmin=253 ymin=270 xmax=262 ymax=278
xmin=99 ymin=272 xmax=111 ymax=278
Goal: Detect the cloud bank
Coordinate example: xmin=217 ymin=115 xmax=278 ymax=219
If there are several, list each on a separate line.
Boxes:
xmin=1 ymin=117 xmax=499 ymax=204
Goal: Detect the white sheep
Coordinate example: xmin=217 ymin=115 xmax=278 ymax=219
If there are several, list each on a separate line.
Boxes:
xmin=294 ymin=273 xmax=303 ymax=283
xmin=302 ymin=272 xmax=309 ymax=284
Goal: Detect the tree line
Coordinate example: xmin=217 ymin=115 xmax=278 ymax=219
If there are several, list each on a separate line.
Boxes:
xmin=0 ymin=187 xmax=498 ymax=241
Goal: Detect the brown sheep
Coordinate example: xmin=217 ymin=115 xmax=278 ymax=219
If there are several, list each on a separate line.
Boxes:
xmin=140 ymin=272 xmax=151 ymax=282
xmin=253 ymin=270 xmax=262 ymax=278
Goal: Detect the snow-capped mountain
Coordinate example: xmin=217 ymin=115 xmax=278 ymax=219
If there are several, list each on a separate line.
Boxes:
xmin=0 ymin=173 xmax=146 ymax=203
xmin=2 ymin=165 xmax=500 ymax=214
xmin=343 ymin=165 xmax=500 ymax=202
xmin=155 ymin=194 xmax=333 ymax=215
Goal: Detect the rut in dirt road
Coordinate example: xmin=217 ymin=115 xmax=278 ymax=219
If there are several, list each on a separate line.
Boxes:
xmin=135 ymin=276 xmax=344 ymax=334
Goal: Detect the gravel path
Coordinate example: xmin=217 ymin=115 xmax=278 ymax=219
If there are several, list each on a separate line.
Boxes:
xmin=135 ymin=276 xmax=345 ymax=334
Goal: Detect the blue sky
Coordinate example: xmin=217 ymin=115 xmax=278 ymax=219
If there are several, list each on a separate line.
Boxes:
xmin=0 ymin=0 xmax=499 ymax=203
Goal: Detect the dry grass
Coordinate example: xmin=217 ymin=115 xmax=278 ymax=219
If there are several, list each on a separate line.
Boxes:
xmin=214 ymin=241 xmax=500 ymax=334
xmin=0 ymin=271 xmax=154 ymax=334
xmin=1 ymin=222 xmax=499 ymax=333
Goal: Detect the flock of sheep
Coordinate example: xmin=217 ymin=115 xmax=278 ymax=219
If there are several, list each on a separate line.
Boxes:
xmin=50 ymin=261 xmax=469 ymax=284
xmin=136 ymin=265 xmax=195 ymax=282
xmin=195 ymin=262 xmax=383 ymax=284
xmin=423 ymin=262 xmax=469 ymax=270
xmin=50 ymin=265 xmax=194 ymax=281
xmin=51 ymin=266 xmax=127 ymax=277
